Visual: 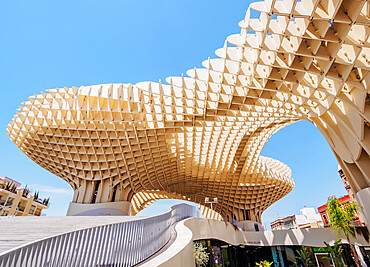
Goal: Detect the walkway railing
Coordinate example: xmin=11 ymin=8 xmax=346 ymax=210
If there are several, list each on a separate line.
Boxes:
xmin=0 ymin=203 xmax=199 ymax=267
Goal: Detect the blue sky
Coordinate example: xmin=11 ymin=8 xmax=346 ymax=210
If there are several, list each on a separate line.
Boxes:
xmin=0 ymin=1 xmax=346 ymax=226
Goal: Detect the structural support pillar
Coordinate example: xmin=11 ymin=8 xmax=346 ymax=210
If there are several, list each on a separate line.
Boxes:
xmin=355 ymin=187 xmax=370 ymax=228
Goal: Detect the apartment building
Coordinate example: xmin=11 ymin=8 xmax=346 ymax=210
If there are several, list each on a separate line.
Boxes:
xmin=0 ymin=176 xmax=49 ymax=216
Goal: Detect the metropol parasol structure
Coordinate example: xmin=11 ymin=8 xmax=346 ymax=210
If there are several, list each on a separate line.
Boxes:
xmin=7 ymin=0 xmax=370 ymax=224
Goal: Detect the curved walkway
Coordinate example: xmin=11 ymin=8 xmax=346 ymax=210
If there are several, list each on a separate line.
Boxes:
xmin=0 ymin=203 xmax=198 ymax=267
xmin=0 ymin=216 xmax=145 ymax=254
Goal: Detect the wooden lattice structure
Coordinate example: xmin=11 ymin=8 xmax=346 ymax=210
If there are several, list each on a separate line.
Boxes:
xmin=7 ymin=0 xmax=370 ymax=222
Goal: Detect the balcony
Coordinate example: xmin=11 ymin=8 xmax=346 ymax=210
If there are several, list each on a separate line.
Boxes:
xmin=32 ymin=198 xmax=49 ymax=207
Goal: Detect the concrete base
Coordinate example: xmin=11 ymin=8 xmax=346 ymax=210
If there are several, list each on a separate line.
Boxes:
xmin=237 ymin=220 xmax=264 ymax=232
xmin=356 ymin=187 xmax=370 ymax=227
xmin=67 ymin=201 xmax=131 ymax=216
xmin=142 ymin=218 xmax=370 ymax=266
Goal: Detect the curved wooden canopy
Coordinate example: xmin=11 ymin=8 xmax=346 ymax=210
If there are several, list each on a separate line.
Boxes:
xmin=7 ymin=0 xmax=370 ymax=222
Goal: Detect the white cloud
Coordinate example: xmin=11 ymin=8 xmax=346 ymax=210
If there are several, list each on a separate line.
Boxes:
xmin=28 ymin=184 xmax=73 ymax=195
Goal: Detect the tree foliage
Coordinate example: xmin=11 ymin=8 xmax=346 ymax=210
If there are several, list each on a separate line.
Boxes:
xmin=193 ymin=242 xmax=209 ymax=267
xmin=326 ymin=196 xmax=362 ymax=238
xmin=294 ymin=246 xmax=315 ymax=267
xmin=326 ymin=195 xmax=363 ymax=267
xmin=323 ymin=239 xmax=344 ymax=267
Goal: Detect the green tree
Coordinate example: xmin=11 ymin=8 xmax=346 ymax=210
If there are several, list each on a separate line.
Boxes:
xmin=294 ymin=246 xmax=315 ymax=267
xmin=326 ymin=195 xmax=363 ymax=267
xmin=323 ymin=239 xmax=344 ymax=267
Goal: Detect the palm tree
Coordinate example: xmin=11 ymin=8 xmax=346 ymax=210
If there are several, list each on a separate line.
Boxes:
xmin=326 ymin=195 xmax=363 ymax=267
xmin=323 ymin=239 xmax=344 ymax=267
xmin=294 ymin=246 xmax=315 ymax=267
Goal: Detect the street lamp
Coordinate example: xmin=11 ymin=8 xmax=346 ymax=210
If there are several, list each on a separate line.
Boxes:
xmin=205 ymin=197 xmax=218 ymax=210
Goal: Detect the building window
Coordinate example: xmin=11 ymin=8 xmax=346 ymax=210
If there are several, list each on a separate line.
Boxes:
xmin=6 ymin=197 xmax=14 ymax=206
xmin=34 ymin=208 xmax=41 ymax=216
xmin=29 ymin=205 xmax=35 ymax=214
xmin=0 ymin=210 xmax=8 ymax=216
xmin=322 ymin=214 xmax=328 ymax=224
xmin=18 ymin=203 xmax=25 ymax=212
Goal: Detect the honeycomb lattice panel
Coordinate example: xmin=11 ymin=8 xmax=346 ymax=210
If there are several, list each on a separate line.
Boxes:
xmin=7 ymin=0 xmax=370 ymax=221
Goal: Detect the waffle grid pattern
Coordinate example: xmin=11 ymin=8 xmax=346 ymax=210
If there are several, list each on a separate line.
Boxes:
xmin=7 ymin=0 xmax=370 ymax=221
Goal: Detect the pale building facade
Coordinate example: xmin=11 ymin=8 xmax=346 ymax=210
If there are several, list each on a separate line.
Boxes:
xmin=337 ymin=166 xmax=366 ymax=225
xmin=270 ymin=207 xmax=323 ymax=230
xmin=0 ymin=176 xmax=49 ymax=216
xmin=338 ymin=166 xmax=356 ymax=201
